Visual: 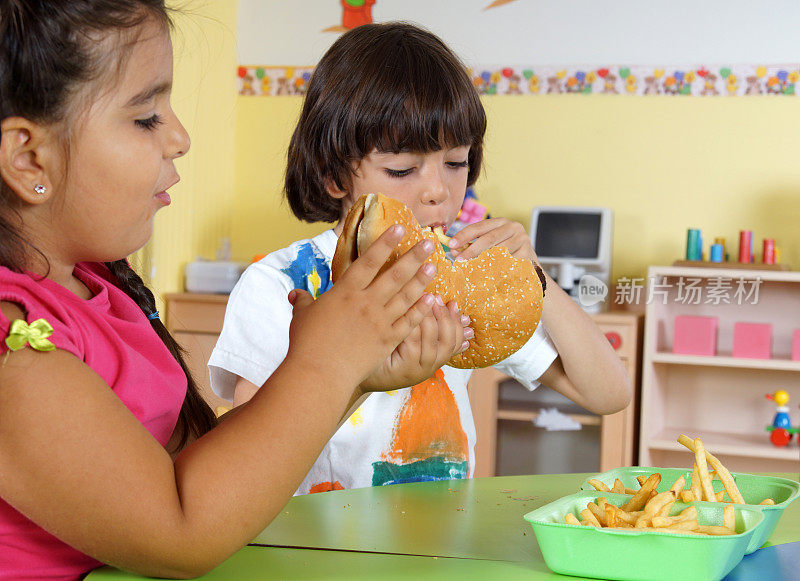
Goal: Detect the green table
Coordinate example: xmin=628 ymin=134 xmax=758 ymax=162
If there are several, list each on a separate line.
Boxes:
xmin=87 ymin=473 xmax=800 ymax=580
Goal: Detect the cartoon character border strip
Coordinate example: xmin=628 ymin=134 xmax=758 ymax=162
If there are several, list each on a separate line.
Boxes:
xmin=237 ymin=64 xmax=800 ymax=97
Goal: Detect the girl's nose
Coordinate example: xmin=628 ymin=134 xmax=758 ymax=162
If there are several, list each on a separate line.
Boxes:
xmin=165 ymin=109 xmax=191 ymax=159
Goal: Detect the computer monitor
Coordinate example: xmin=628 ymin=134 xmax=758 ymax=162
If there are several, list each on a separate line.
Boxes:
xmin=530 ymin=206 xmax=613 ymax=312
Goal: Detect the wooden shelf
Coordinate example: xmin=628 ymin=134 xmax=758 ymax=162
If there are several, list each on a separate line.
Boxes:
xmin=673 ymin=260 xmax=790 ymax=271
xmin=650 ymin=352 xmax=800 ymax=372
xmin=496 ymin=405 xmax=601 ymax=426
xmin=648 ymin=428 xmax=800 ymax=462
xmin=470 ymin=312 xmax=644 ymax=477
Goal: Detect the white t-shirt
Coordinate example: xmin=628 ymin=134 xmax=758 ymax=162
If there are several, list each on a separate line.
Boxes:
xmin=209 ymin=229 xmax=558 ymax=494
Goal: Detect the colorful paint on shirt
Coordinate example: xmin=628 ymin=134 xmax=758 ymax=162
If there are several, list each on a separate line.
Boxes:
xmin=348 ymin=405 xmax=363 ymax=427
xmin=309 ymin=481 xmax=345 ymax=494
xmin=281 ymin=242 xmax=332 ymax=299
xmin=372 ymin=369 xmax=469 ymax=486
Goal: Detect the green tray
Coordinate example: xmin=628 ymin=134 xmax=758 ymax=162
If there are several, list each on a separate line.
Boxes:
xmin=579 ymin=467 xmax=800 ymax=554
xmin=524 ymin=491 xmax=764 ymax=581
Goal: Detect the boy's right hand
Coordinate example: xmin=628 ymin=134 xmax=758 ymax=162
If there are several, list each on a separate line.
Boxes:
xmin=285 ymin=225 xmax=438 ymax=390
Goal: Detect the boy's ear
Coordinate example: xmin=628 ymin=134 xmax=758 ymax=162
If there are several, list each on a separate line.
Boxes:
xmin=0 ymin=117 xmax=56 ymax=204
xmin=323 ymin=176 xmax=348 ymax=199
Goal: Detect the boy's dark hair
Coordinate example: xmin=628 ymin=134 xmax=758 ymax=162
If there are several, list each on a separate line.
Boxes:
xmin=0 ymin=0 xmax=216 ymax=450
xmin=286 ymin=22 xmax=487 ymax=223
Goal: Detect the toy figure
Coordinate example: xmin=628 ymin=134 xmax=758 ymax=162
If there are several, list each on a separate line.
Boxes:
xmin=765 ymin=390 xmax=798 ymax=447
xmin=446 ymin=188 xmax=489 ymax=238
xmin=342 ymin=0 xmax=375 ymax=29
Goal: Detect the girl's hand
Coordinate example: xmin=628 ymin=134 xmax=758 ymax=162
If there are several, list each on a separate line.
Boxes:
xmin=286 ymin=225 xmax=438 ymax=390
xmin=360 ymin=299 xmax=471 ymax=392
xmin=448 ymin=218 xmax=538 ymax=263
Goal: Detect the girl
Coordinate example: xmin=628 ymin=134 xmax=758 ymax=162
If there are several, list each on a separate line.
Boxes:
xmin=0 ymin=2 xmax=454 ymax=579
xmin=209 ymin=23 xmax=631 ymax=493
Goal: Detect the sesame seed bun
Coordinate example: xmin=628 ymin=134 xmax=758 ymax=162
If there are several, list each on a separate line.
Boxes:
xmin=332 ymin=193 xmax=545 ymax=369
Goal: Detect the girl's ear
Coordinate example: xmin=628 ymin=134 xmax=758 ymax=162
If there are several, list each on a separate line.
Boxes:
xmin=323 ymin=176 xmax=349 ymax=199
xmin=0 ymin=117 xmax=57 ymax=204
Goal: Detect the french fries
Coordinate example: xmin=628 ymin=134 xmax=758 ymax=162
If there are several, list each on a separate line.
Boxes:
xmin=587 ymin=478 xmax=610 ymax=493
xmin=693 ymin=438 xmax=718 ymax=502
xmin=621 ymin=473 xmax=661 ymax=512
xmin=651 ymin=506 xmax=697 ymax=528
xmin=691 ymin=464 xmax=702 ymax=502
xmin=605 ymin=504 xmax=639 ymax=526
xmin=562 ymin=494 xmax=736 ymax=536
xmin=643 ymin=491 xmax=676 ymax=519
xmin=432 ymin=226 xmax=470 ymax=250
xmin=584 ymin=435 xmax=776 ymax=507
xmin=580 ymin=508 xmax=602 ymax=527
xmin=697 ymin=525 xmax=737 ymax=536
xmin=432 ymin=226 xmax=451 ymax=246
xmin=678 ymin=434 xmax=746 ymax=504
xmin=723 ymin=504 xmax=735 ymax=530
xmin=587 ymin=501 xmax=607 ymax=526
xmin=669 ymin=475 xmax=685 ymax=495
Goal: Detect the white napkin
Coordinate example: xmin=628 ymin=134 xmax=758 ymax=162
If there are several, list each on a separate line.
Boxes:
xmin=533 ymin=407 xmax=582 ymax=431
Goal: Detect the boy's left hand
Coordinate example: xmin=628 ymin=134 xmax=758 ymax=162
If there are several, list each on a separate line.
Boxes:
xmin=359 ymin=299 xmax=471 ymax=392
xmin=448 ymin=218 xmax=537 ymax=263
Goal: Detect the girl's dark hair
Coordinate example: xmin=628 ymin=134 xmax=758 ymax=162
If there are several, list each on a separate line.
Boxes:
xmin=0 ymin=0 xmax=216 ymax=450
xmin=285 ymin=22 xmax=487 ymax=223
xmin=105 ymin=261 xmax=216 ymax=450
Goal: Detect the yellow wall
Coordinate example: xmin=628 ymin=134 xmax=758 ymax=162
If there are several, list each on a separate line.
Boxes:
xmin=231 ymin=95 xmax=800 ymax=282
xmin=143 ymin=1 xmax=238 ymax=304
xmin=158 ymin=0 xmax=800 ymax=295
xmin=230 ymin=97 xmax=326 ymax=259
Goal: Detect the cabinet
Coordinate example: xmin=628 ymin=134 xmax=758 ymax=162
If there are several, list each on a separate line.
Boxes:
xmin=467 ymin=312 xmax=643 ymax=477
xmin=165 ymin=293 xmax=230 ymax=413
xmin=639 ymin=266 xmax=800 ymax=473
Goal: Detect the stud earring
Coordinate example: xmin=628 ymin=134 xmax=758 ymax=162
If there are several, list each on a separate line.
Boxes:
xmin=33 ymin=184 xmax=47 ymax=195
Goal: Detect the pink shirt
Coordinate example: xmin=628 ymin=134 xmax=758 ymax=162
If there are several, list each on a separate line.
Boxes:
xmin=0 ymin=262 xmax=186 ymax=580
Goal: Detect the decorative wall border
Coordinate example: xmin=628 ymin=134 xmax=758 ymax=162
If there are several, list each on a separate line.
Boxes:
xmin=237 ymin=64 xmax=800 ymax=97
xmin=237 ymin=66 xmax=314 ymax=96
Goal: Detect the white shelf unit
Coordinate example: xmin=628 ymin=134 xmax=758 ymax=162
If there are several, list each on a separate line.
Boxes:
xmin=639 ymin=266 xmax=800 ymax=473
